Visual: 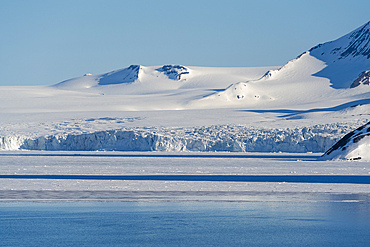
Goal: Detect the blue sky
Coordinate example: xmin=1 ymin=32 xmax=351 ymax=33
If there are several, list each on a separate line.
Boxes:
xmin=1 ymin=0 xmax=370 ymax=86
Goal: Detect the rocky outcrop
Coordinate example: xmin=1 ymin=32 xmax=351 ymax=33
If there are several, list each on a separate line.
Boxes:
xmin=156 ymin=65 xmax=190 ymax=80
xmin=350 ymin=71 xmax=370 ymax=88
xmin=322 ymin=121 xmax=370 ymax=161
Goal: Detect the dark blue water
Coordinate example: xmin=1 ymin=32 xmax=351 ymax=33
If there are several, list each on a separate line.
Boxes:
xmin=1 ymin=200 xmax=369 ymax=247
xmin=1 ymin=174 xmax=369 ymax=184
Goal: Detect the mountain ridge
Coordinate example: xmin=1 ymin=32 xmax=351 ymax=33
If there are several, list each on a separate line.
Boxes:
xmin=262 ymin=21 xmax=370 ymax=88
xmin=310 ymin=21 xmax=370 ymax=60
xmin=49 ymin=21 xmax=370 ymax=112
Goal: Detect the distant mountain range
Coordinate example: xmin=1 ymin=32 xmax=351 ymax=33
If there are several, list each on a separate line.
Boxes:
xmin=51 ymin=21 xmax=370 ymax=113
xmin=55 ymin=21 xmax=370 ymax=92
xmin=55 ymin=64 xmax=191 ymax=90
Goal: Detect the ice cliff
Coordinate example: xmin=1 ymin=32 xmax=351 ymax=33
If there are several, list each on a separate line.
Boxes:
xmin=0 ymin=123 xmax=359 ymax=153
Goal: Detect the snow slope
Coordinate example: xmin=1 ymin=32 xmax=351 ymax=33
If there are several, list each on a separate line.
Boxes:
xmin=195 ymin=21 xmax=370 ymax=108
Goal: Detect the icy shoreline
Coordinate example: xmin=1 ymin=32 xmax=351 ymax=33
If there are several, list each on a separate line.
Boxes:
xmin=0 ymin=151 xmax=369 ymax=195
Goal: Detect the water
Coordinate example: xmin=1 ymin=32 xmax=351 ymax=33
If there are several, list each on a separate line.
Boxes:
xmin=1 ymin=198 xmax=369 ymax=246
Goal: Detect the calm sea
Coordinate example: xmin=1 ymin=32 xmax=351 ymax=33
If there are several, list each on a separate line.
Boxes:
xmin=1 ymin=195 xmax=369 ymax=246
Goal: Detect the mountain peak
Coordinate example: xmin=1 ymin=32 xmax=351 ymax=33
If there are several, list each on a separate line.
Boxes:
xmin=98 ymin=65 xmax=142 ymax=86
xmin=259 ymin=21 xmax=370 ymax=89
xmin=310 ymin=21 xmax=370 ymax=61
xmin=341 ymin=21 xmax=370 ymax=58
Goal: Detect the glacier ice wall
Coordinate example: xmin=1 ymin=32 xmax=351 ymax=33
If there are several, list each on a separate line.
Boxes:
xmin=0 ymin=123 xmax=358 ymax=153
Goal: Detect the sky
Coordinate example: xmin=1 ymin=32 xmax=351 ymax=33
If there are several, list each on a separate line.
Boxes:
xmin=1 ymin=0 xmax=370 ymax=86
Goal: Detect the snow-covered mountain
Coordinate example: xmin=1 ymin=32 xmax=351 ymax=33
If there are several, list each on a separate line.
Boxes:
xmin=55 ymin=64 xmax=192 ymax=90
xmin=1 ymin=22 xmax=370 ymax=153
xmin=54 ymin=64 xmax=180 ymax=90
xmin=268 ymin=21 xmax=370 ymax=89
xmin=322 ymin=121 xmax=370 ymax=161
xmin=196 ymin=21 xmax=370 ymax=108
xmin=50 ymin=21 xmax=370 ymax=111
xmin=309 ymin=21 xmax=370 ymax=89
xmin=52 ymin=64 xmax=272 ymax=96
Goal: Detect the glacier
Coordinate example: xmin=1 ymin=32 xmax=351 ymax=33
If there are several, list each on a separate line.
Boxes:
xmin=0 ymin=122 xmax=361 ymax=152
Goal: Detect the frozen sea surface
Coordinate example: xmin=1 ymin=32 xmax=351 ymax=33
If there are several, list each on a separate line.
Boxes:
xmin=0 ymin=151 xmax=369 ymax=194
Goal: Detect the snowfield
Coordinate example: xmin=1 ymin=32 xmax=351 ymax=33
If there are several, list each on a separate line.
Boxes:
xmin=0 ymin=151 xmax=369 ymax=199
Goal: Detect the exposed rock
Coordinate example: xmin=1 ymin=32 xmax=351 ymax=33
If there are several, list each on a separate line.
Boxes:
xmin=322 ymin=121 xmax=370 ymax=161
xmin=310 ymin=21 xmax=370 ymax=60
xmin=156 ymin=65 xmax=190 ymax=80
xmin=350 ymin=71 xmax=370 ymax=88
